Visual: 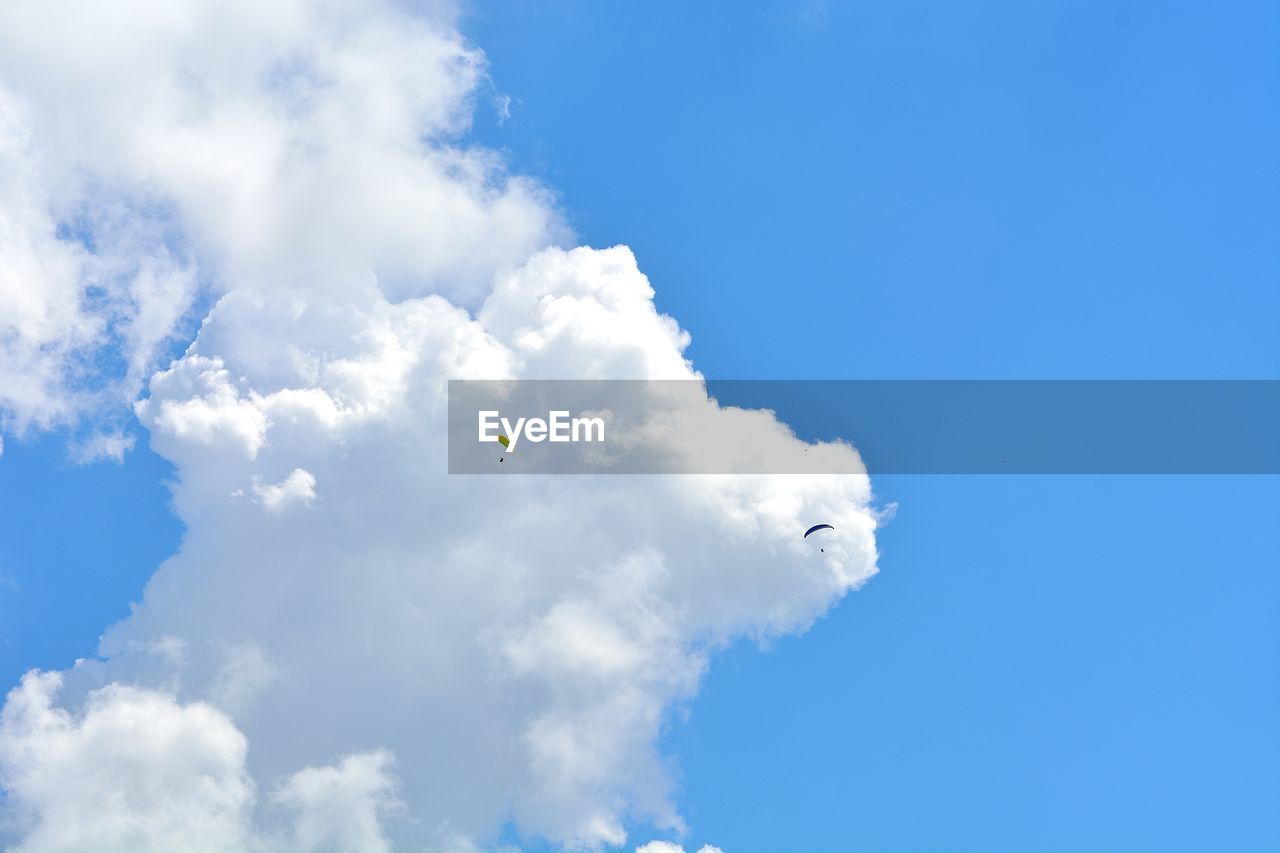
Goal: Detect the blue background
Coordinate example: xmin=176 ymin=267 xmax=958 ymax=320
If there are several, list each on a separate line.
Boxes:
xmin=3 ymin=2 xmax=1278 ymax=850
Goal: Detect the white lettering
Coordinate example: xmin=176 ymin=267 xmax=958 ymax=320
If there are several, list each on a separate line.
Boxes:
xmin=479 ymin=411 xmax=605 ymax=453
xmin=500 ymin=416 xmax=525 ymax=452
xmin=549 ymin=410 xmax=571 ymax=442
xmin=478 ymin=411 xmax=500 ymax=442
xmin=573 ymin=416 xmax=605 ymax=442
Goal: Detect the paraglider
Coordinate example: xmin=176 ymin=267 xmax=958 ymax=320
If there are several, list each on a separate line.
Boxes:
xmin=498 ymin=434 xmax=509 ymax=462
xmin=804 ymin=523 xmax=834 ymax=552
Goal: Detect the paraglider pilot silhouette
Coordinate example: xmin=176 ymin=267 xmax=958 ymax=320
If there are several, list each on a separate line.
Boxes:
xmin=804 ymin=523 xmax=834 ymax=552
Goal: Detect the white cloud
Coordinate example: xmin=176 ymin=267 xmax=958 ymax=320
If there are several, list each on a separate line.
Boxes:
xmin=0 ymin=0 xmax=564 ymax=436
xmin=0 ymin=1 xmax=882 ymax=850
xmin=272 ymin=750 xmax=401 ymax=853
xmin=0 ymin=87 xmax=198 ymax=434
xmin=252 ymin=468 xmax=318 ymax=513
xmin=69 ymin=430 xmax=137 ymax=465
xmin=635 ymin=843 xmax=724 ymax=853
xmin=80 ymin=244 xmax=878 ymax=849
xmin=0 ymin=670 xmax=406 ymax=853
xmin=206 ymin=642 xmax=279 ymax=717
xmin=0 ymin=671 xmax=255 ymax=853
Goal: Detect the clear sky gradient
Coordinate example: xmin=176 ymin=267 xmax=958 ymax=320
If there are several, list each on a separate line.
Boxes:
xmin=2 ymin=2 xmax=1277 ymax=851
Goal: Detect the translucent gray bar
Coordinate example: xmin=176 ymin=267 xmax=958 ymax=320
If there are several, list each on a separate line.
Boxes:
xmin=447 ymin=380 xmax=1280 ymax=474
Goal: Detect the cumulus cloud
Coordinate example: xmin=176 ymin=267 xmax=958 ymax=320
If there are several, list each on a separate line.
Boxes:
xmin=635 ymin=843 xmax=723 ymax=853
xmin=0 ymin=0 xmax=563 ymax=434
xmin=0 ymin=670 xmax=402 ymax=853
xmin=79 ymin=244 xmax=878 ymax=849
xmin=252 ymin=468 xmax=318 ymax=513
xmin=0 ymin=670 xmax=255 ymax=853
xmin=272 ymin=750 xmax=401 ymax=853
xmin=0 ymin=1 xmax=881 ymax=850
xmin=0 ymin=85 xmax=197 ymax=433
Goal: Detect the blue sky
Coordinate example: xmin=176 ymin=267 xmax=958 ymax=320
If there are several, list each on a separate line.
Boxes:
xmin=1 ymin=2 xmax=1278 ymax=850
xmin=463 ymin=5 xmax=1280 ymax=846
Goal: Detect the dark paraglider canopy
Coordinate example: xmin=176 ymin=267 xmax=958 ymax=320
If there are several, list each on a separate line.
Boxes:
xmin=803 ymin=523 xmax=834 ymax=538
